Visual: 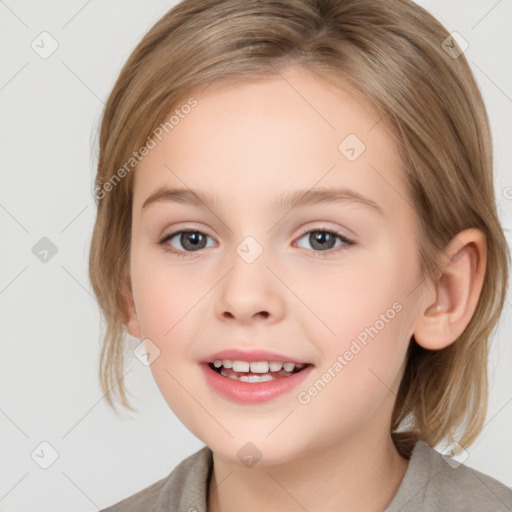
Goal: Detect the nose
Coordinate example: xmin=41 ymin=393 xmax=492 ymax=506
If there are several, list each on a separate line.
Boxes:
xmin=214 ymin=246 xmax=285 ymax=325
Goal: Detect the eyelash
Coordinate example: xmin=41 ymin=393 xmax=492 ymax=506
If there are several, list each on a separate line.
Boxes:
xmin=158 ymin=227 xmax=355 ymax=258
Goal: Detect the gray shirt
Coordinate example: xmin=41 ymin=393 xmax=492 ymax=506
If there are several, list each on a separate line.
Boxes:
xmin=101 ymin=440 xmax=512 ymax=511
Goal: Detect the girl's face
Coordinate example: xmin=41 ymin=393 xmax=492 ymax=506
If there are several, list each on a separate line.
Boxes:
xmin=127 ymin=65 xmax=427 ymax=464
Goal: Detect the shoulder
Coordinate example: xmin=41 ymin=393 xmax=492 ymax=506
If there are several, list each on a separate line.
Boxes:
xmin=100 ymin=445 xmax=213 ymax=512
xmin=387 ymin=440 xmax=512 ymax=512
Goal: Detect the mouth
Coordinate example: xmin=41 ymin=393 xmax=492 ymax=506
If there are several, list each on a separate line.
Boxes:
xmin=200 ymin=353 xmax=315 ymax=403
xmin=207 ymin=360 xmax=312 ymax=383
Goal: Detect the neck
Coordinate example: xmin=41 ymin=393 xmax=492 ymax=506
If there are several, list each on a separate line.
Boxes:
xmin=207 ymin=429 xmax=410 ymax=512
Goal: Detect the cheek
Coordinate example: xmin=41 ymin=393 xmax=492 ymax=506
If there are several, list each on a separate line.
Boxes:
xmin=307 ymin=242 xmax=415 ymax=404
xmin=132 ymin=263 xmax=210 ymax=431
xmin=130 ymin=250 xmax=212 ymax=391
xmin=130 ymin=249 xmax=207 ymax=341
xmin=298 ymin=242 xmax=413 ymax=346
xmin=297 ymin=309 xmax=410 ymax=449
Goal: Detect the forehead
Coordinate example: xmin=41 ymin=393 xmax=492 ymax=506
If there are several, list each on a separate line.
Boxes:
xmin=132 ymin=65 xmax=411 ymax=218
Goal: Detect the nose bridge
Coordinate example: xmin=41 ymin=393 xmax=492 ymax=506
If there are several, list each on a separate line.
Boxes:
xmin=215 ymin=233 xmax=284 ymax=323
xmin=235 ymin=234 xmax=266 ymax=266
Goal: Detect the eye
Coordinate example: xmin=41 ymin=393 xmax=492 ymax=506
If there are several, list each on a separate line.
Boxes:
xmin=294 ymin=227 xmax=354 ymax=256
xmin=159 ymin=230 xmax=215 ymax=256
xmin=158 ymin=227 xmax=354 ymax=257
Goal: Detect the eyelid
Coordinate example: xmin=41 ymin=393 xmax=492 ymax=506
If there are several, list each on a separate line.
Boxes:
xmin=296 ymin=221 xmax=355 ymax=240
xmin=158 ymin=223 xmax=355 ymax=257
xmin=293 ymin=225 xmax=355 ymax=255
xmin=157 ymin=222 xmax=353 ymax=244
xmin=157 ymin=222 xmax=214 ymax=241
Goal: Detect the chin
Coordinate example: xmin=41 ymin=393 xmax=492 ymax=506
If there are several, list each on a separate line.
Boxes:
xmin=206 ymin=434 xmax=307 ymax=467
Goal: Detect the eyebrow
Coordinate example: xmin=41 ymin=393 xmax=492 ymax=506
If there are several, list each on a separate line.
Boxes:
xmin=141 ymin=186 xmax=385 ymax=216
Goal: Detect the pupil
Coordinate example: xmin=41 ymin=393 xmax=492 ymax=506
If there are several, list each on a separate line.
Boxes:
xmin=183 ymin=232 xmax=204 ymax=250
xmin=311 ymin=231 xmax=334 ymax=250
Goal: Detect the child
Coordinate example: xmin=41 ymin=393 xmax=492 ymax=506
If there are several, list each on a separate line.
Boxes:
xmin=89 ymin=0 xmax=512 ymax=510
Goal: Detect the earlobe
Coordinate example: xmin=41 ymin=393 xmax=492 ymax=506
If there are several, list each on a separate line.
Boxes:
xmin=124 ymin=295 xmax=142 ymax=339
xmin=413 ymin=228 xmax=487 ymax=351
xmin=126 ymin=315 xmax=142 ymax=340
xmin=121 ymin=278 xmax=143 ymax=340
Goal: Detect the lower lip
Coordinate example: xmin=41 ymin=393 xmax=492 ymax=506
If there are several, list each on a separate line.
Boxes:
xmin=200 ymin=363 xmax=314 ymax=404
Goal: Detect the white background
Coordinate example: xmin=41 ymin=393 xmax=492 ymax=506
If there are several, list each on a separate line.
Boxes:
xmin=1 ymin=1 xmax=511 ymax=510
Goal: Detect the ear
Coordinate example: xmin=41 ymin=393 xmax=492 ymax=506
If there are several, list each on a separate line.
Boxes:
xmin=120 ymin=276 xmax=143 ymax=340
xmin=413 ymin=228 xmax=487 ymax=350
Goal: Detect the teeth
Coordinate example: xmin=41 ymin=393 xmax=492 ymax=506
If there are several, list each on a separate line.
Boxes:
xmin=212 ymin=359 xmax=306 ymax=374
xmin=249 ymin=361 xmax=268 ymax=373
xmin=269 ymin=361 xmax=283 ymax=372
xmin=220 ymin=368 xmax=284 ymax=382
xmin=241 ymin=374 xmax=273 ymax=382
xmin=232 ymin=360 xmax=250 ymax=372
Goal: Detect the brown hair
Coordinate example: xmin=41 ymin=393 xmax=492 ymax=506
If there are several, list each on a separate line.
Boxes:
xmin=88 ymin=0 xmax=510 ymax=456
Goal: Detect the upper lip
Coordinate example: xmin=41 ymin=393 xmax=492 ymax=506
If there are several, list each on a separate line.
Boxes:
xmin=200 ymin=348 xmax=312 ymax=365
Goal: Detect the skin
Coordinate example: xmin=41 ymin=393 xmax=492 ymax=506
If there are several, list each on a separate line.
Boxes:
xmin=124 ymin=65 xmax=487 ymax=512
